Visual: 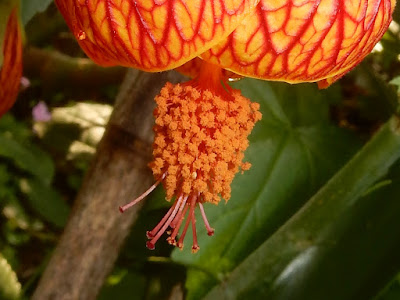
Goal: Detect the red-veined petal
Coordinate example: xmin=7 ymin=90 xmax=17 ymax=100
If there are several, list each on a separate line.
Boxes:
xmin=56 ymin=0 xmax=260 ymax=72
xmin=202 ymin=0 xmax=396 ymax=87
xmin=0 ymin=8 xmax=22 ymax=117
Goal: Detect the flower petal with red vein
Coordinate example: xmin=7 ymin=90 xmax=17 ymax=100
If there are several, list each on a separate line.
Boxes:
xmin=0 ymin=8 xmax=22 ymax=117
xmin=56 ymin=0 xmax=260 ymax=72
xmin=202 ymin=0 xmax=396 ymax=87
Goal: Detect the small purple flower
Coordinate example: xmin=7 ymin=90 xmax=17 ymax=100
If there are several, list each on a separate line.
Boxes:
xmin=32 ymin=101 xmax=51 ymax=122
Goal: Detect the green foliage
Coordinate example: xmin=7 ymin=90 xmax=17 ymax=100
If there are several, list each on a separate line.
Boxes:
xmin=21 ymin=0 xmax=53 ymax=25
xmin=204 ymin=117 xmax=400 ymax=299
xmin=376 ymin=272 xmax=400 ymax=300
xmin=0 ymin=135 xmax=54 ymax=184
xmin=0 ymin=254 xmax=21 ymax=300
xmin=20 ymin=178 xmax=69 ymax=227
xmin=390 ymin=76 xmax=400 ymax=95
xmin=98 ymin=269 xmax=146 ymax=300
xmin=0 ymin=115 xmax=69 ymax=227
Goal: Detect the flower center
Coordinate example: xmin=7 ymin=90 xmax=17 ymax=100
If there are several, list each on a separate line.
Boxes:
xmin=120 ymin=61 xmax=261 ymax=252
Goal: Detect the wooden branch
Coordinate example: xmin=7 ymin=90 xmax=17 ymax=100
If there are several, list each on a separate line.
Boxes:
xmin=23 ymin=47 xmax=127 ymax=90
xmin=32 ymin=69 xmax=185 ymax=300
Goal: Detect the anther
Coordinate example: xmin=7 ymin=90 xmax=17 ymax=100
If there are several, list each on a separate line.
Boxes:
xmin=146 ymin=241 xmax=155 ymax=250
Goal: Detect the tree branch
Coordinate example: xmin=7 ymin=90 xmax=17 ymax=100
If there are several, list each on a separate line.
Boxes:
xmin=32 ymin=69 xmax=185 ymax=300
xmin=23 ymin=47 xmax=126 ymax=91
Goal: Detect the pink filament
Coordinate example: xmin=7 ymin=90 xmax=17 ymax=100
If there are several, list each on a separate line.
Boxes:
xmin=146 ymin=199 xmax=177 ymax=239
xmin=199 ymin=202 xmax=215 ymax=236
xmin=170 ymin=195 xmax=189 ymax=228
xmin=177 ymin=194 xmax=197 ymax=249
xmin=147 ymin=194 xmax=184 ymax=249
xmin=168 ymin=204 xmax=189 ymax=245
xmin=168 ymin=194 xmax=193 ymax=244
xmin=119 ymin=173 xmax=166 ymax=213
xmin=191 ymin=209 xmax=199 ymax=253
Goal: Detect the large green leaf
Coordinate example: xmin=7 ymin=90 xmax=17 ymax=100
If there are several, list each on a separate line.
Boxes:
xmin=262 ymin=164 xmax=400 ymax=300
xmin=204 ymin=116 xmax=400 ymax=299
xmin=171 ymin=79 xmax=361 ymax=299
xmin=21 ymin=0 xmax=53 ymax=25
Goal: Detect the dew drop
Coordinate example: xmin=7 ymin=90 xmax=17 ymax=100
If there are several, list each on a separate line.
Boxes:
xmin=77 ymin=30 xmax=86 ymax=41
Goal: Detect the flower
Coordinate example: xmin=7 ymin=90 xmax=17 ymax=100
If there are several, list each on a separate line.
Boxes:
xmin=0 ymin=6 xmax=23 ymax=117
xmin=56 ymin=0 xmax=396 ymax=251
xmin=146 ymin=62 xmax=261 ymax=251
xmin=32 ymin=101 xmax=52 ymax=122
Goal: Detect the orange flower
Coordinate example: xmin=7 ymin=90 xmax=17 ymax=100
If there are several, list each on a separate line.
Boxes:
xmin=56 ymin=0 xmax=396 ymax=252
xmin=0 ymin=7 xmax=23 ymax=117
xmin=56 ymin=0 xmax=396 ymax=86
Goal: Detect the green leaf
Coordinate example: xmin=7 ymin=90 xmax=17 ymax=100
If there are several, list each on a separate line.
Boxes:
xmin=204 ymin=116 xmax=400 ymax=299
xmin=0 ymin=164 xmax=14 ymax=202
xmin=0 ymin=254 xmax=21 ymax=300
xmin=171 ymin=79 xmax=360 ymax=299
xmin=0 ymin=135 xmax=54 ymax=184
xmin=376 ymin=272 xmax=400 ymax=300
xmin=21 ymin=0 xmax=53 ymax=25
xmin=0 ymin=114 xmax=31 ymax=143
xmin=98 ymin=270 xmax=146 ymax=300
xmin=354 ymin=63 xmax=399 ymax=120
xmin=20 ymin=178 xmax=70 ymax=227
xmin=262 ymin=165 xmax=400 ymax=300
xmin=389 ymin=76 xmax=400 ymax=95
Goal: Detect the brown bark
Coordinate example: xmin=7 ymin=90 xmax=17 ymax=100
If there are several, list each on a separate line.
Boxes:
xmin=32 ymin=69 xmax=185 ymax=300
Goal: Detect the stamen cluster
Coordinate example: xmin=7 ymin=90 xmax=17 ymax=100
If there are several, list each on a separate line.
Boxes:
xmin=143 ymin=81 xmax=261 ymax=251
xmin=151 ymin=82 xmax=262 ymax=203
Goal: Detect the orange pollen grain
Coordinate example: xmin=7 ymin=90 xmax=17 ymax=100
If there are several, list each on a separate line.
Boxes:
xmin=149 ymin=65 xmax=262 ymax=204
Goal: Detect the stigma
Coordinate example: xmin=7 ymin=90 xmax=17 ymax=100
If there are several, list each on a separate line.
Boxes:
xmin=120 ymin=61 xmax=261 ymax=252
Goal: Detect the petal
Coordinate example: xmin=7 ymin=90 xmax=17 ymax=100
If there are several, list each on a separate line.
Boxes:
xmin=202 ymin=0 xmax=396 ymax=87
xmin=56 ymin=0 xmax=260 ymax=72
xmin=0 ymin=8 xmax=23 ymax=117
